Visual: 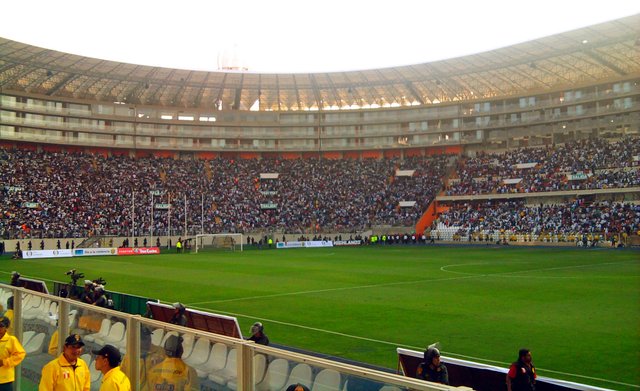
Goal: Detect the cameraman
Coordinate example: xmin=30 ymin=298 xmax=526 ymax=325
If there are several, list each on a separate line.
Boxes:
xmin=93 ymin=286 xmax=108 ymax=308
xmin=79 ymin=280 xmax=95 ymax=305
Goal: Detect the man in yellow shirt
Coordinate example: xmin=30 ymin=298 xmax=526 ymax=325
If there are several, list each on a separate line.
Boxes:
xmin=0 ymin=316 xmax=26 ymax=391
xmin=120 ymin=327 xmax=164 ymax=390
xmin=147 ymin=335 xmax=197 ymax=391
xmin=92 ymin=344 xmax=131 ymax=391
xmin=39 ymin=334 xmax=91 ymax=391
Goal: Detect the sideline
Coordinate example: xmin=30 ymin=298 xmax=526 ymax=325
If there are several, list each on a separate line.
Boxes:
xmin=186 ymin=303 xmax=639 ymax=389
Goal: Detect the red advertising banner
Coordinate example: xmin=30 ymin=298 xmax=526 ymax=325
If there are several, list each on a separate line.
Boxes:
xmin=117 ymin=247 xmax=161 ymax=256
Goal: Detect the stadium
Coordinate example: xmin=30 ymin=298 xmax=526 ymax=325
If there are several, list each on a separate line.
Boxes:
xmin=0 ymin=6 xmax=639 ymax=391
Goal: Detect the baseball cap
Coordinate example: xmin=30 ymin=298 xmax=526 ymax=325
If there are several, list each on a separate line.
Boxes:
xmin=91 ymin=344 xmax=122 ymax=365
xmin=64 ymin=334 xmax=85 ymax=346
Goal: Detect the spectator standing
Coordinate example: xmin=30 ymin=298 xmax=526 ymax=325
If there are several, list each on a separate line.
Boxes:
xmin=0 ymin=316 xmax=26 ymax=391
xmin=506 ymin=348 xmax=536 ymax=391
xmin=91 ymin=344 xmax=131 ymax=391
xmin=39 ymin=334 xmax=90 ymax=391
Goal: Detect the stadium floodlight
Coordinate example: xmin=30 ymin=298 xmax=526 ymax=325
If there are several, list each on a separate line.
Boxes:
xmin=194 ymin=233 xmax=244 ymax=253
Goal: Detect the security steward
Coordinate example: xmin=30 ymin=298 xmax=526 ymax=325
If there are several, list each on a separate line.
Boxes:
xmin=92 ymin=344 xmax=131 ymax=391
xmin=39 ymin=334 xmax=91 ymax=391
xmin=0 ymin=316 xmax=26 ymax=391
xmin=147 ymin=335 xmax=197 ymax=391
xmin=121 ymin=327 xmax=165 ymax=390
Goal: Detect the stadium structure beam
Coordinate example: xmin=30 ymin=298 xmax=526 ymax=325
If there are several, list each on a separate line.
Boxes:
xmin=583 ymin=49 xmax=629 ymax=76
xmin=193 ymin=72 xmax=210 ymax=108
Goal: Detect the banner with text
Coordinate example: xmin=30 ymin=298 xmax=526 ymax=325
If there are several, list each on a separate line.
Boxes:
xmin=334 ymin=240 xmax=363 ymax=246
xmin=22 ymin=249 xmax=73 ymax=259
xmin=117 ymin=247 xmax=161 ymax=256
xmin=73 ymin=248 xmax=118 ymax=257
xmin=277 ymin=241 xmax=334 ymax=249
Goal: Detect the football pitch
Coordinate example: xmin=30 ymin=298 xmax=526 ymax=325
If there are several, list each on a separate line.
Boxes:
xmin=2 ymin=245 xmax=639 ymax=390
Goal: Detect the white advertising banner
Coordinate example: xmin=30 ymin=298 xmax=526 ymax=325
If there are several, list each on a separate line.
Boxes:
xmin=304 ymin=241 xmax=334 ymax=248
xmin=502 ymin=178 xmax=522 ymax=185
xmin=334 ymin=240 xmax=362 ymax=246
xmin=277 ymin=241 xmax=304 ymax=249
xmin=21 ymin=249 xmax=73 ymax=259
xmin=277 ymin=241 xmax=334 ymax=249
xmin=567 ymin=173 xmax=590 ymax=181
xmin=73 ymin=247 xmax=118 ymax=257
xmin=514 ymin=162 xmax=537 ymax=169
xmin=395 ymin=170 xmax=415 ymax=177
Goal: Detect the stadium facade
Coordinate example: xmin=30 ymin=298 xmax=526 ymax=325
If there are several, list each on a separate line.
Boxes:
xmin=0 ymin=14 xmax=638 ymax=159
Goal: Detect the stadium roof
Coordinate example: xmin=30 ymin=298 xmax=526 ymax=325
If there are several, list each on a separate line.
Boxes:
xmin=1 ymin=14 xmax=639 ymax=111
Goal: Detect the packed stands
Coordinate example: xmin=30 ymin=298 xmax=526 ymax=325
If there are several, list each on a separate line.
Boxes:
xmin=1 ymin=136 xmax=638 ymax=241
xmin=0 ymin=150 xmax=449 ymax=239
xmin=445 ymin=137 xmax=640 ymax=195
xmin=433 ymin=198 xmax=639 ymax=243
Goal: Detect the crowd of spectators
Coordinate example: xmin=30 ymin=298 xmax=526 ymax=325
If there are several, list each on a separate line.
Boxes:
xmin=436 ymin=198 xmax=640 ymax=237
xmin=2 ymin=136 xmax=638 ymax=241
xmin=445 ymin=137 xmax=640 ymax=195
xmin=0 ymin=149 xmax=449 ymax=239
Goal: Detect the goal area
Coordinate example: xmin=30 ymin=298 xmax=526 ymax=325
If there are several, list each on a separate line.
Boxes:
xmin=194 ymin=233 xmax=244 ymax=253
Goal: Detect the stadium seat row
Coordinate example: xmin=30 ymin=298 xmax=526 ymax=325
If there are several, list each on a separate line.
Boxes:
xmin=147 ymin=328 xmax=403 ymax=390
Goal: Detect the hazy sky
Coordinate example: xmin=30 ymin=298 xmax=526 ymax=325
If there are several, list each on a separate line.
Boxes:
xmin=1 ymin=0 xmax=639 ymax=73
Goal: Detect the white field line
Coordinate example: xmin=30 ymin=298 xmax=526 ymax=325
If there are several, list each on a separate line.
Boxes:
xmin=185 ymin=259 xmax=639 ymax=389
xmin=4 ymin=262 xmax=637 ymax=387
xmin=187 ymin=274 xmax=481 ymax=305
xmin=185 ymin=303 xmax=639 ymax=389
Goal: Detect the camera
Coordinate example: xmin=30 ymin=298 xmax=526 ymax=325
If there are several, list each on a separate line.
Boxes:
xmin=65 ymin=269 xmax=85 ymax=286
xmin=93 ymin=277 xmax=107 ymax=286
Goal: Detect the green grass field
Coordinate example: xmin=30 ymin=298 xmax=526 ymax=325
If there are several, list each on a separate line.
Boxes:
xmin=2 ymin=245 xmax=639 ymax=390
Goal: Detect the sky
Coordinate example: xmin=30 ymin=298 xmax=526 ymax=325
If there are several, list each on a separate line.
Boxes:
xmin=1 ymin=0 xmax=639 ymax=73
